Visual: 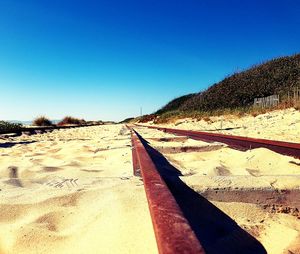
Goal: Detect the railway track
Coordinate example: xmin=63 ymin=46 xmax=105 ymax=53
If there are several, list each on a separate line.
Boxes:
xmin=136 ymin=124 xmax=300 ymax=159
xmin=3 ymin=123 xmax=297 ymax=252
xmin=127 ymin=125 xmax=268 ymax=254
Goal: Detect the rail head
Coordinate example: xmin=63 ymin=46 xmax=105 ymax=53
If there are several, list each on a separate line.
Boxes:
xmin=129 ymin=126 xmax=205 ymax=254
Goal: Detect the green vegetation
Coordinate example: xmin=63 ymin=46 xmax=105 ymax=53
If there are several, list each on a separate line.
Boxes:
xmin=155 ymin=94 xmax=196 ymax=114
xmin=58 ymin=116 xmax=86 ymax=126
xmin=148 ymin=53 xmax=300 ymax=123
xmin=119 ymin=117 xmax=135 ymax=124
xmin=33 ymin=116 xmax=53 ymax=126
xmin=0 ymin=121 xmax=22 ymax=132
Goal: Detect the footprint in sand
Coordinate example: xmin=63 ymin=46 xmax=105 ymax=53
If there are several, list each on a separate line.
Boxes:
xmin=81 ymin=169 xmax=103 ymax=173
xmin=43 ymin=166 xmax=63 ymax=172
xmin=5 ymin=166 xmax=23 ymax=187
xmin=48 ymin=148 xmax=62 ymax=153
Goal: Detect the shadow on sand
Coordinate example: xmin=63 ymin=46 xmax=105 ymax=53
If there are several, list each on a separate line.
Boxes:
xmin=136 ymin=132 xmax=267 ymax=254
xmin=0 ymin=141 xmax=36 ymax=148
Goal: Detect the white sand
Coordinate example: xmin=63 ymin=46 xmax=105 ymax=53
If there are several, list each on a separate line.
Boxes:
xmin=0 ymin=125 xmax=158 ymax=254
xmin=2 ymin=109 xmax=300 ymax=254
xmin=151 ymin=108 xmax=300 ymax=142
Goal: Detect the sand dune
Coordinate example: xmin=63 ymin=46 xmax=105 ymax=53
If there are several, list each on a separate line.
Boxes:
xmin=0 ymin=125 xmax=157 ymax=254
xmin=152 ymin=108 xmax=300 ymax=143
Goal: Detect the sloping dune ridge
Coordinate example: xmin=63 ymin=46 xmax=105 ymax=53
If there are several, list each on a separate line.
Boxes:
xmin=0 ymin=125 xmax=158 ymax=254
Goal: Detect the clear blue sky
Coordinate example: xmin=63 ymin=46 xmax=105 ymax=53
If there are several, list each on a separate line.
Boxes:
xmin=1 ymin=0 xmax=299 ymax=121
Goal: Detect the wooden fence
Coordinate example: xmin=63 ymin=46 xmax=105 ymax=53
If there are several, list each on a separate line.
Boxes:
xmin=254 ymin=95 xmax=279 ymax=108
xmin=254 ymin=87 xmax=300 ymax=108
xmin=287 ymin=87 xmax=300 ymax=102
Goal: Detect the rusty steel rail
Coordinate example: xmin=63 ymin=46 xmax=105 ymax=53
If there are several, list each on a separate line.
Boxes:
xmin=135 ymin=124 xmax=300 ymax=159
xmin=127 ymin=125 xmax=205 ymax=254
xmin=130 ymin=131 xmax=141 ymax=177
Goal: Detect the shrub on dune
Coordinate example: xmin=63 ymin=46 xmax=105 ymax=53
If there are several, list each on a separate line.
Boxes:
xmin=57 ymin=116 xmax=85 ymax=126
xmin=137 ymin=114 xmax=157 ymax=123
xmin=33 ymin=116 xmax=53 ymax=126
xmin=0 ymin=121 xmax=22 ymax=132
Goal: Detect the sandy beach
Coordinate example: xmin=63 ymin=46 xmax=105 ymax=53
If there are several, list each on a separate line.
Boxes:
xmin=135 ymin=123 xmax=300 ymax=254
xmin=0 ymin=125 xmax=158 ymax=254
xmin=1 ymin=111 xmax=300 ymax=253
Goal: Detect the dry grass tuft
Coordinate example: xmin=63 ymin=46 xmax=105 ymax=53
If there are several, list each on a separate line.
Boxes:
xmin=58 ymin=116 xmax=85 ymax=126
xmin=33 ymin=116 xmax=53 ymax=126
xmin=137 ymin=114 xmax=157 ymax=123
xmin=294 ymin=101 xmax=300 ymax=111
xmin=202 ymin=116 xmax=212 ymax=123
